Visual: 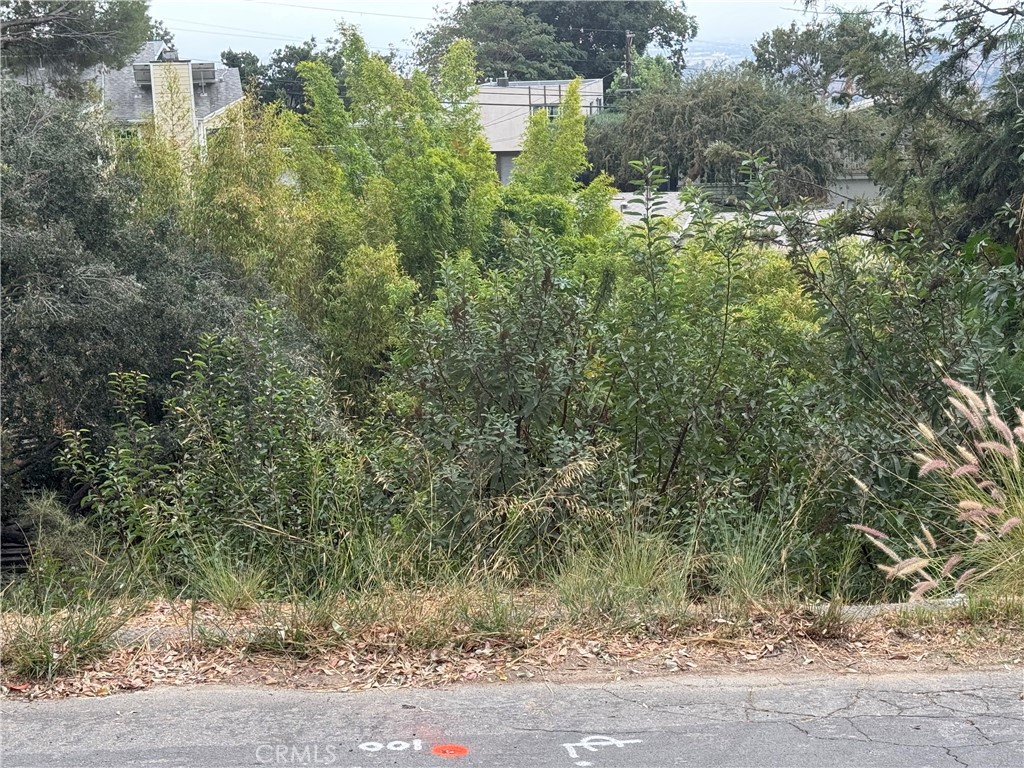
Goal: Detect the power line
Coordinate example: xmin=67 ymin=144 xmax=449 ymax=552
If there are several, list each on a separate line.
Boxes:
xmin=171 ymin=25 xmax=309 ymax=45
xmin=164 ymin=18 xmax=415 ymax=55
xmin=240 ymin=0 xmax=434 ymax=21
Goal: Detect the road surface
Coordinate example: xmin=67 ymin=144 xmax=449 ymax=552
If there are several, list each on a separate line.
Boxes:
xmin=3 ymin=670 xmax=1022 ymax=767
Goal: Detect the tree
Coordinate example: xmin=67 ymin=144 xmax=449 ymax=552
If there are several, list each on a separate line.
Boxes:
xmin=610 ymin=51 xmax=677 ymax=96
xmin=876 ymin=0 xmax=1024 ymax=250
xmin=0 ymin=1 xmax=151 ymax=75
xmin=590 ymin=68 xmax=864 ymax=200
xmin=778 ymin=2 xmax=1024 ymax=248
xmin=750 ymin=13 xmax=903 ymax=103
xmin=415 ymin=2 xmax=580 ymax=81
xmin=512 ymin=79 xmax=589 ymax=196
xmin=417 ymin=1 xmax=696 ymax=82
xmin=148 ymin=17 xmax=173 ymax=46
xmin=1 ymin=84 xmax=260 ymax=512
xmin=515 ymin=1 xmax=697 ymax=79
xmin=221 ymin=35 xmax=349 ymax=110
xmin=221 ymin=48 xmax=266 ymax=93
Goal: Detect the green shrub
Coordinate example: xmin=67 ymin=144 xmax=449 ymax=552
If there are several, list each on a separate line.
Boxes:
xmin=60 ymin=305 xmax=386 ymax=593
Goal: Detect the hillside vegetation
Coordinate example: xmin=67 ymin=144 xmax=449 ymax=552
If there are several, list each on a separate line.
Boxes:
xmin=1 ymin=3 xmax=1022 ymax=681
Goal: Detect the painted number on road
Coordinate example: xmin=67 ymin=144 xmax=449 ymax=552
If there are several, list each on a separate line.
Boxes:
xmin=358 ymin=739 xmax=471 ymax=758
xmin=358 ymin=739 xmax=423 ymax=752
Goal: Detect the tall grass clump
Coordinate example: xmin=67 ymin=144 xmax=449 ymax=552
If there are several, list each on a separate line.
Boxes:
xmin=554 ymin=524 xmax=691 ymax=627
xmin=709 ymin=508 xmax=791 ymax=608
xmin=0 ymin=498 xmax=140 ymax=679
xmin=852 ymin=379 xmax=1024 ymax=600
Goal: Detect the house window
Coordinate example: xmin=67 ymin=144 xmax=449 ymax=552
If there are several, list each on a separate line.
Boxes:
xmin=531 ymin=104 xmax=560 ymax=120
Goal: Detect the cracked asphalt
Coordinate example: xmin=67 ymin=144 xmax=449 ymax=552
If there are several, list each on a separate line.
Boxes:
xmin=2 ymin=670 xmax=1022 ymax=767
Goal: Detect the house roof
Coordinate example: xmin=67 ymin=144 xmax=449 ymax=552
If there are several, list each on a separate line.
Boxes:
xmin=479 ymin=78 xmax=605 ymax=89
xmin=86 ymin=41 xmax=243 ymax=123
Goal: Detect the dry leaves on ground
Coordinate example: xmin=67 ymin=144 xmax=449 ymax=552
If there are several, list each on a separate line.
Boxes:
xmin=3 ymin=600 xmax=1021 ymax=700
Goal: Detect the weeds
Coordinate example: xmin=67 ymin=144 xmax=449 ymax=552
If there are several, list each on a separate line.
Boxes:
xmin=711 ymin=510 xmax=790 ymax=609
xmin=189 ymin=546 xmax=268 ymax=611
xmin=0 ymin=599 xmax=135 ymax=680
xmin=853 ymin=379 xmax=1024 ymax=599
xmin=554 ymin=525 xmax=691 ymax=627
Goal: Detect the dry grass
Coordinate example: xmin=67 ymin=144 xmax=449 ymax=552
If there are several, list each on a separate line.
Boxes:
xmin=3 ymin=586 xmax=1021 ymax=700
xmin=853 ymin=379 xmax=1024 ymax=599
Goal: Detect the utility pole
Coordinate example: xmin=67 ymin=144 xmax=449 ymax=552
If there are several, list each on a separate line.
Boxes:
xmin=620 ymin=30 xmax=638 ymax=95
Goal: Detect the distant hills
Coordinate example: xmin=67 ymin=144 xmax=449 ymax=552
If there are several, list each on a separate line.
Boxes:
xmin=685 ymin=39 xmax=752 ymax=70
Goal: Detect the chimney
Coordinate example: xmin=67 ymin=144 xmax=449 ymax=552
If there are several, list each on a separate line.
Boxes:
xmin=159 ymin=47 xmax=179 ymax=62
xmin=497 ymin=69 xmax=509 ymax=87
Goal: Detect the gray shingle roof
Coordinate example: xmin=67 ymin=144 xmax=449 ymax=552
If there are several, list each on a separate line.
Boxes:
xmin=86 ymin=42 xmax=242 ymax=124
xmin=193 ymin=68 xmax=242 ymax=120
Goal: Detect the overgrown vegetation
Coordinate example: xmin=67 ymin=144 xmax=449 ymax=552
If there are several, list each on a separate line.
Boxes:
xmin=2 ymin=2 xmax=1022 ymax=681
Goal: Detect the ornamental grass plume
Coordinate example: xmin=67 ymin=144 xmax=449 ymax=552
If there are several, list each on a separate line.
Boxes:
xmin=851 ymin=379 xmax=1024 ymax=601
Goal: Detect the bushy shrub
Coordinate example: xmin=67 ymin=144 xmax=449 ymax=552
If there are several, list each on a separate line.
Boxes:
xmin=60 ymin=306 xmax=383 ymax=591
xmin=596 ymin=173 xmax=824 ymax=510
xmin=385 ymin=239 xmax=620 ymax=573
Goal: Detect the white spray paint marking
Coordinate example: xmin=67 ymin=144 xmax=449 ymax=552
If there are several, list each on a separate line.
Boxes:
xmin=562 ymin=735 xmax=642 ymax=761
xmin=358 ymin=739 xmax=423 ymax=752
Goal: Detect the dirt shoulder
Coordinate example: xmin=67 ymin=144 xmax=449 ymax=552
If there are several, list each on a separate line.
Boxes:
xmin=3 ymin=597 xmax=1021 ymax=700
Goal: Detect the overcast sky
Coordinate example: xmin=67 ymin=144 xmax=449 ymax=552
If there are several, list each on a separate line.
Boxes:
xmin=147 ymin=0 xmax=879 ymax=64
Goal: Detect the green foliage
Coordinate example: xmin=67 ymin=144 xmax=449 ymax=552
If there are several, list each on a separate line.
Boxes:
xmin=1 ymin=0 xmax=151 ymax=79
xmin=295 ymin=58 xmax=371 ymax=188
xmin=320 ymin=242 xmax=417 ymax=387
xmin=610 ymin=52 xmax=677 ymax=96
xmin=9 ymin=7 xmax=1024 ymax=623
xmin=574 ymin=172 xmax=620 ymax=239
xmin=749 ymin=13 xmax=902 ymax=103
xmin=416 ymin=1 xmax=696 ymax=81
xmin=597 ymin=164 xmax=823 ymax=504
xmin=393 ymin=244 xmax=600 ymax=493
xmin=414 ymin=2 xmax=581 ymax=80
xmin=60 ymin=306 xmax=382 ymax=591
xmin=592 ymin=68 xmax=854 ymax=201
xmin=386 ymin=241 xmax=617 ymax=573
xmin=760 ymin=3 xmax=1024 ymax=247
xmin=222 ymin=34 xmax=350 ymax=110
xmin=192 ymin=100 xmax=315 ymax=290
xmin=59 ymin=371 xmax=177 ymax=552
xmin=1 ymin=83 xmax=258 ymax=516
xmin=514 ymin=1 xmax=697 ymax=78
xmin=512 ymin=79 xmax=588 ymax=195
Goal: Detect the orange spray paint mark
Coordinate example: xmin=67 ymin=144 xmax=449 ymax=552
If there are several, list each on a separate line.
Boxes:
xmin=431 ymin=743 xmax=470 ymax=758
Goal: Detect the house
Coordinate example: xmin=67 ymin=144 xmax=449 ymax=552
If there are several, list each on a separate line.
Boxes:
xmin=86 ymin=41 xmax=244 ymax=148
xmin=11 ymin=41 xmax=244 ymax=148
xmin=825 ymin=98 xmax=883 ymax=205
xmin=473 ymin=77 xmax=605 ymax=184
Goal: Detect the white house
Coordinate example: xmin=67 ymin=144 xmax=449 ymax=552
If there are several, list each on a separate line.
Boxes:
xmin=473 ymin=77 xmax=605 ymax=184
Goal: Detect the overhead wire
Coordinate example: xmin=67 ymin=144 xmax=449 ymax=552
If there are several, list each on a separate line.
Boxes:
xmin=162 ymin=17 xmax=415 ymax=54
xmin=240 ymin=0 xmax=435 ymax=21
xmin=478 ymin=69 xmax=618 ymax=129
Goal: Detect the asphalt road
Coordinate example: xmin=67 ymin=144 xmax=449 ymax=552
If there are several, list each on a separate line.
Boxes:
xmin=3 ymin=670 xmax=1022 ymax=767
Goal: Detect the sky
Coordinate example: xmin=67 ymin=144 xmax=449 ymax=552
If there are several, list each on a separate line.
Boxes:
xmin=147 ymin=0 xmax=880 ymax=65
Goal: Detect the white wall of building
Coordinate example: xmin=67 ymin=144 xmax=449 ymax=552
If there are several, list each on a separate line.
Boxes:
xmin=474 ymin=78 xmax=605 ymax=154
